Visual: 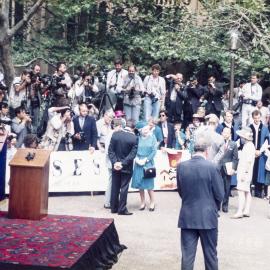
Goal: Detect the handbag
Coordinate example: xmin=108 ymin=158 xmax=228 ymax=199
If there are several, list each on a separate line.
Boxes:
xmin=143 ymin=167 xmax=156 ymax=179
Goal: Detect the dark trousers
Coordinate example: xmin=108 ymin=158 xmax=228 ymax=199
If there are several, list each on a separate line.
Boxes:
xmin=110 ymin=170 xmax=131 ymax=213
xmin=168 ymin=101 xmax=182 ymax=123
xmin=181 ymin=228 xmax=218 ymax=270
xmin=221 ymin=171 xmax=231 ymax=208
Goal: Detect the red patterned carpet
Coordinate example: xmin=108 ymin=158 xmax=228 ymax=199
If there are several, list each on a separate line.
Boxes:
xmin=0 ymin=212 xmax=126 ymax=270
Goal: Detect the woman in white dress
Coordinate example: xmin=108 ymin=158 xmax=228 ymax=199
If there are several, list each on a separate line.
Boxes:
xmin=232 ymin=127 xmax=256 ymax=218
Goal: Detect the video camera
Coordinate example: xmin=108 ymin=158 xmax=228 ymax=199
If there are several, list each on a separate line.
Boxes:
xmin=39 ymin=74 xmax=65 ymax=90
xmin=96 ymin=66 xmax=109 ymax=84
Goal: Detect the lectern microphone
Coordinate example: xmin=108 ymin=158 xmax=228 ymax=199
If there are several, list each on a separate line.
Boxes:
xmin=25 ymin=152 xmax=35 ymax=161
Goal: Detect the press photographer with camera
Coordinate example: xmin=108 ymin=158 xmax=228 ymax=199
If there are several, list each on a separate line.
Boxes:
xmin=40 ymin=107 xmax=74 ymax=151
xmin=143 ymin=64 xmax=166 ymax=121
xmin=239 ymin=73 xmax=262 ymax=127
xmin=165 ymin=73 xmax=186 ymax=123
xmin=52 ymin=62 xmax=72 ymax=107
xmin=122 ymin=65 xmax=144 ymax=123
xmin=73 ymin=71 xmax=99 ymax=108
xmin=106 ymin=59 xmax=128 ymax=110
xmin=11 ymin=106 xmax=32 ymax=148
xmin=73 ymin=103 xmax=97 ymax=152
xmin=9 ymin=70 xmax=31 ymax=118
xmin=203 ymin=75 xmax=224 ymax=118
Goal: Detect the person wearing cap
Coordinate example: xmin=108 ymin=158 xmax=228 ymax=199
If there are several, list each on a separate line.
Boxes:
xmin=232 ymin=127 xmax=255 ymax=218
xmin=131 ymin=121 xmax=157 ymax=211
xmin=106 ymin=59 xmax=128 ymax=111
xmin=177 ymin=129 xmax=224 ymax=270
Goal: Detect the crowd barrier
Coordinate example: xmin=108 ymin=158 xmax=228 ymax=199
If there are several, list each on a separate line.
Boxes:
xmin=5 ymin=150 xmax=191 ymax=194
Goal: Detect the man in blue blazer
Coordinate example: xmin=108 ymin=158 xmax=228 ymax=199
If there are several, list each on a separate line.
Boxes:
xmin=73 ymin=103 xmax=97 ymax=152
xmin=177 ymin=132 xmax=224 ymax=270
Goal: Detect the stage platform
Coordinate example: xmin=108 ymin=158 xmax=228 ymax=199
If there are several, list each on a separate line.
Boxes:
xmin=0 ymin=212 xmax=126 ymax=270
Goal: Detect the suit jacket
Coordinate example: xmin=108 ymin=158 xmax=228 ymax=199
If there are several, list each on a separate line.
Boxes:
xmin=219 ymin=140 xmax=238 ymax=174
xmin=108 ymin=129 xmax=138 ymax=174
xmin=177 ymin=156 xmax=224 ymax=229
xmin=204 ymin=83 xmax=224 ymax=112
xmin=158 ymin=121 xmax=175 ymax=149
xmin=73 ymin=115 xmax=97 ymax=150
xmin=183 ymin=84 xmax=204 ymax=114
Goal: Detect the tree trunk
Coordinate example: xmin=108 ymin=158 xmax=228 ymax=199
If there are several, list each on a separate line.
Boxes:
xmin=0 ymin=39 xmax=15 ymax=91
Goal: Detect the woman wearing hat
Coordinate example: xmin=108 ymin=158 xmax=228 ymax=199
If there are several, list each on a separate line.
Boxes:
xmin=232 ymin=127 xmax=255 ymax=218
xmin=132 ymin=121 xmax=157 ymax=211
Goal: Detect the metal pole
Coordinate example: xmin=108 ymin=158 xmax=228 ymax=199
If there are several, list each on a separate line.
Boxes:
xmin=229 ymin=53 xmax=235 ymax=110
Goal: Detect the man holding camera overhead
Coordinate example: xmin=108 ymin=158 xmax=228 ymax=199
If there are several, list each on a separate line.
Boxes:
xmin=73 ymin=103 xmax=97 ymax=152
xmin=122 ymin=65 xmax=144 ymax=123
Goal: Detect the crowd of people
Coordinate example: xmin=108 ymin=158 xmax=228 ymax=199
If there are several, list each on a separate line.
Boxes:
xmin=0 ymin=58 xmax=270 ymax=217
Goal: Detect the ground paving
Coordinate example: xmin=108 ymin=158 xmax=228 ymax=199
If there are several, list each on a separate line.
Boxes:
xmin=1 ymin=191 xmax=270 ymax=270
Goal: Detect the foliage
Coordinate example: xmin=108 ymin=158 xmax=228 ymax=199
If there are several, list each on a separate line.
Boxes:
xmin=11 ymin=0 xmax=270 ymax=83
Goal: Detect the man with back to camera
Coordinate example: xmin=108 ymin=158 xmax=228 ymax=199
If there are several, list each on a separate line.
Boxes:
xmin=177 ymin=129 xmax=224 ymax=270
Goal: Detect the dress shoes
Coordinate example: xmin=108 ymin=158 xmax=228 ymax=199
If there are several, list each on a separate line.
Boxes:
xmin=149 ymin=205 xmax=155 ymax=212
xmin=222 ymin=206 xmax=228 ymax=213
xmin=139 ymin=205 xmax=146 ymax=211
xmin=243 ymin=213 xmax=250 ymax=218
xmin=118 ymin=210 xmax=133 ymax=216
xmin=231 ymin=214 xmax=243 ymax=219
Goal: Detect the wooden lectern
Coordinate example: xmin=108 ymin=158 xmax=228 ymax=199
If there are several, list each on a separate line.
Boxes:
xmin=8 ymin=149 xmax=51 ymax=220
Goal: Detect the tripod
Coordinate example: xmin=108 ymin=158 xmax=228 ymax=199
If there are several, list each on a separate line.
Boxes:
xmin=97 ymin=84 xmax=115 ymax=119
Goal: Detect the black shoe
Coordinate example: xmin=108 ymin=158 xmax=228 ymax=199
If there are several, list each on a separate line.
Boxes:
xmin=222 ymin=206 xmax=228 ymax=213
xmin=139 ymin=205 xmax=146 ymax=211
xmin=111 ymin=210 xmax=117 ymax=214
xmin=149 ymin=205 xmax=155 ymax=212
xmin=118 ymin=210 xmax=133 ymax=215
xmin=104 ymin=204 xmax=111 ymax=209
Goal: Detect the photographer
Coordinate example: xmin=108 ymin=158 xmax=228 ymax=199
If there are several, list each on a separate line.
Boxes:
xmin=0 ymin=102 xmax=11 ymax=133
xmin=40 ymin=107 xmax=74 ymax=151
xmin=73 ymin=71 xmax=99 ymax=108
xmin=73 ymin=103 xmax=97 ymax=152
xmin=11 ymin=106 xmax=32 ymax=148
xmin=106 ymin=59 xmax=128 ymax=110
xmin=52 ymin=62 xmax=72 ymax=107
xmin=203 ymin=75 xmax=224 ymax=118
xmin=122 ymin=65 xmax=144 ymax=123
xmin=143 ymin=64 xmax=166 ymax=121
xmin=165 ymin=73 xmax=186 ymax=123
xmin=9 ymin=70 xmax=31 ymax=118
xmin=29 ymin=64 xmax=43 ymax=133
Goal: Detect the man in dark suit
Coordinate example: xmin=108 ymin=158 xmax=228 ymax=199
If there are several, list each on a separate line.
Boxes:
xmin=73 ymin=103 xmax=97 ymax=152
xmin=177 ymin=132 xmax=224 ymax=270
xmin=158 ymin=110 xmax=175 ymax=149
xmin=108 ymin=120 xmax=138 ymax=215
xmin=203 ymin=75 xmax=224 ymax=118
xmin=219 ymin=127 xmax=238 ymax=212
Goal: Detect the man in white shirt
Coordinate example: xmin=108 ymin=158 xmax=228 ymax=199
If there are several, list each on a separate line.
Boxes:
xmin=9 ymin=70 xmax=31 ymax=118
xmin=240 ymin=73 xmax=262 ymax=127
xmin=143 ymin=64 xmax=166 ymax=121
xmin=256 ymin=100 xmax=269 ymax=126
xmin=106 ymin=59 xmax=128 ymax=110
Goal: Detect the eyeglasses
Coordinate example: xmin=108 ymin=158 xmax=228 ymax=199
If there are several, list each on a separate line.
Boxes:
xmin=160 ymin=114 xmax=166 ymax=117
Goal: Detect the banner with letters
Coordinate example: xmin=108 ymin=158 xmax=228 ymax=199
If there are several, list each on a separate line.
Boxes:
xmin=5 ymin=150 xmax=191 ymax=193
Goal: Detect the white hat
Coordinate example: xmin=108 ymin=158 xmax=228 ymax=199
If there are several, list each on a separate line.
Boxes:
xmin=236 ymin=127 xmax=253 ymax=141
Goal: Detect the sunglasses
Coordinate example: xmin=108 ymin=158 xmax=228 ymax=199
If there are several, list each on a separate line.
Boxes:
xmin=160 ymin=114 xmax=166 ymax=117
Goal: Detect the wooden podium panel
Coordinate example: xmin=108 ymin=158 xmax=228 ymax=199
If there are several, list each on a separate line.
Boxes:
xmin=8 ymin=149 xmax=51 ymax=220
